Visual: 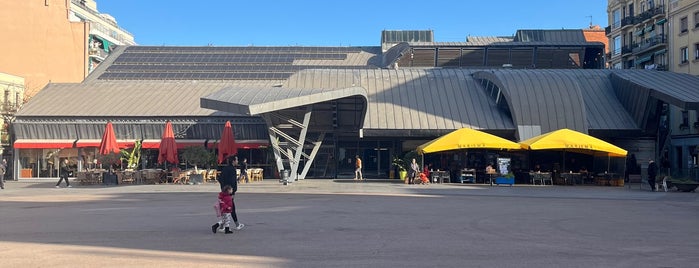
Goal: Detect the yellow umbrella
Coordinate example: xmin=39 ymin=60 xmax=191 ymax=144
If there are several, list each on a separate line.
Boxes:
xmin=417 ymin=128 xmax=521 ymax=154
xmin=519 ymin=128 xmax=627 ymax=157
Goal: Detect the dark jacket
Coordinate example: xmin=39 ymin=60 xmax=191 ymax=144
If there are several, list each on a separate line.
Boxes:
xmin=219 ymin=165 xmax=238 ymax=193
xmin=218 ymin=191 xmax=233 ymax=214
xmin=60 ymin=161 xmax=71 ymax=178
xmin=648 ymin=161 xmax=658 ymax=178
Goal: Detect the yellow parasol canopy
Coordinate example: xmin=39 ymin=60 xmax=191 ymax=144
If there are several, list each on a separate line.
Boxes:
xmin=519 ymin=128 xmax=627 ymax=157
xmin=417 ymin=128 xmax=521 ymax=154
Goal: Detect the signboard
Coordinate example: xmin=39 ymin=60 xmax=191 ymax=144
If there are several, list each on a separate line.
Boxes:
xmin=497 ymin=158 xmax=511 ymax=175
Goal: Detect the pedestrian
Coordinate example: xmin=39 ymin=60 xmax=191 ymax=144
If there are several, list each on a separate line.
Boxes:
xmin=647 ymin=159 xmax=658 ymax=191
xmin=55 ymin=159 xmax=72 ymax=188
xmin=239 ymin=158 xmax=249 ymax=183
xmin=211 ymin=185 xmax=235 ymax=234
xmin=0 ymin=159 xmax=6 ymax=189
xmin=409 ymin=158 xmax=420 ymax=184
xmin=218 ymin=157 xmax=237 ymax=191
xmin=354 ymin=155 xmax=363 ymax=180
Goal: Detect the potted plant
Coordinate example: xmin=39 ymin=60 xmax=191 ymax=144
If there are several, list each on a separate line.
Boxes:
xmin=669 ymin=177 xmax=699 ymax=192
xmin=392 ymin=156 xmax=407 ymax=181
xmin=181 ymin=146 xmax=214 ymax=184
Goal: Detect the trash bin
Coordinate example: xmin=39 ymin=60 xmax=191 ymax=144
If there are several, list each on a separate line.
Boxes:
xmin=281 ymin=170 xmax=290 ymax=185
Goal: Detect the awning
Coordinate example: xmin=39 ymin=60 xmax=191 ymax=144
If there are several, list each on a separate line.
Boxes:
xmin=76 ymin=139 xmax=134 ymax=148
xmin=654 ymin=49 xmax=667 ymax=55
xmin=141 ymin=139 xmax=207 ymax=149
xmin=636 ymin=55 xmax=653 ymax=64
xmin=417 ymin=128 xmax=520 ymax=154
xmin=656 ymin=18 xmax=667 ymax=25
xmin=14 ymin=139 xmax=77 ymax=149
xmin=204 ymin=139 xmax=269 ymax=149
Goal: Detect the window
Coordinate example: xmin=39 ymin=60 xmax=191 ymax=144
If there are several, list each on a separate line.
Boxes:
xmin=695 ymin=11 xmax=699 ymax=28
xmin=695 ymin=44 xmax=699 ymax=60
xmin=681 ymin=47 xmax=689 ymax=63
xmin=613 ymin=9 xmax=621 ymax=29
xmin=613 ymin=36 xmax=622 ymax=55
xmin=680 ymin=17 xmax=688 ymax=34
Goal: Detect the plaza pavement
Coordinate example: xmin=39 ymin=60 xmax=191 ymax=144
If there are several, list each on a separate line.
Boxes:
xmin=0 ymin=178 xmax=697 ymax=268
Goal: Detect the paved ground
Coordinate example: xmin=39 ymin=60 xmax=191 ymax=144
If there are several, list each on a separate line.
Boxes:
xmin=0 ymin=179 xmax=697 ymax=268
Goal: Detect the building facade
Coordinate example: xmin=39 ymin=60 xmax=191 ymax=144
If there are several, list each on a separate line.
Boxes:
xmin=69 ymin=0 xmax=136 ymax=74
xmin=668 ymin=0 xmax=699 ymax=75
xmin=606 ymin=0 xmax=669 ymax=70
xmin=608 ymin=0 xmax=699 ymax=177
xmin=12 ymin=29 xmax=699 ymax=181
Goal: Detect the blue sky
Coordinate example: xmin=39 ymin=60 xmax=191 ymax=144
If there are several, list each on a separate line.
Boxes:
xmin=98 ymin=0 xmax=609 ymax=46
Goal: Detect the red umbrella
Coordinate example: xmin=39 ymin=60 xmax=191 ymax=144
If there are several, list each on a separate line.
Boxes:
xmin=98 ymin=121 xmax=120 ymax=155
xmin=158 ymin=121 xmax=178 ymax=164
xmin=217 ymin=120 xmax=237 ymax=163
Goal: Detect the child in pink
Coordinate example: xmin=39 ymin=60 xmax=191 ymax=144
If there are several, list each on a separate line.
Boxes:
xmin=211 ymin=185 xmax=234 ymax=234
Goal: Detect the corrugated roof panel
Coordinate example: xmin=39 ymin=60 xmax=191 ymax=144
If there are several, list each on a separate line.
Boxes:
xmin=283 ymin=69 xmax=514 ymax=132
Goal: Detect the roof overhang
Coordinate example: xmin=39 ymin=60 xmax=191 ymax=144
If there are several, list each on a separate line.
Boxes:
xmin=200 ymin=86 xmax=368 ymax=116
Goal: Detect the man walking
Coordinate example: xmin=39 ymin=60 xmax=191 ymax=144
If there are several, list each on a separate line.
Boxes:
xmin=354 ymin=155 xmax=363 ymax=180
xmin=56 ymin=158 xmax=72 ymax=188
xmin=647 ymin=159 xmax=658 ymax=192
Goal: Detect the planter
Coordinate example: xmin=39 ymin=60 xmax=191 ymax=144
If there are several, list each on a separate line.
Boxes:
xmin=399 ymin=170 xmax=407 ymax=181
xmin=673 ymin=183 xmax=698 ymax=192
xmin=495 ymin=177 xmax=514 ymax=186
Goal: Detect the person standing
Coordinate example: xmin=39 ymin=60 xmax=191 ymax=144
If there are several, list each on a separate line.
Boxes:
xmin=239 ymin=158 xmax=249 ymax=183
xmin=0 ymin=159 xmax=6 ymax=189
xmin=354 ymin=155 xmax=363 ymax=180
xmin=647 ymin=159 xmax=658 ymax=192
xmin=55 ymin=159 xmax=72 ymax=188
xmin=409 ymin=158 xmax=420 ymax=185
xmin=218 ymin=157 xmax=237 ymax=191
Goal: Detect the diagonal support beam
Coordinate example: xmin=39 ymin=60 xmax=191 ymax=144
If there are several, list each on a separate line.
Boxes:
xmin=289 ymin=106 xmax=312 ymax=181
xmin=299 ymin=132 xmax=325 ymax=180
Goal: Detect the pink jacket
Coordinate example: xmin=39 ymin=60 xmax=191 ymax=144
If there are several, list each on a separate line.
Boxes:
xmin=218 ymin=191 xmax=233 ymax=214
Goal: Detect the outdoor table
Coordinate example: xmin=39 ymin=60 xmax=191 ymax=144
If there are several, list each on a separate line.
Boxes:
xmin=559 ymin=173 xmax=581 ymax=185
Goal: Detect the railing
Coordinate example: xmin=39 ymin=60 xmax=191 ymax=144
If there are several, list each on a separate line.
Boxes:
xmin=621 ymin=16 xmax=636 ymax=28
xmin=633 ymin=35 xmax=666 ymax=54
xmin=636 ymin=5 xmax=665 ymax=22
xmin=622 ymin=45 xmax=634 ymax=55
xmin=70 ymin=0 xmax=134 ymax=43
xmin=88 ymin=48 xmax=109 ymax=60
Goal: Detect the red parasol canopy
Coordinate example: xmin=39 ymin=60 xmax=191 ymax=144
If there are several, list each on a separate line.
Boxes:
xmin=98 ymin=121 xmax=120 ymax=155
xmin=217 ymin=120 xmax=237 ymax=163
xmin=158 ymin=121 xmax=178 ymax=164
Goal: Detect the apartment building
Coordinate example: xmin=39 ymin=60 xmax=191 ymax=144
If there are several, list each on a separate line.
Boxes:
xmin=69 ymin=0 xmax=136 ymax=73
xmin=668 ymin=0 xmax=699 ymax=75
xmin=606 ymin=0 xmax=669 ymax=70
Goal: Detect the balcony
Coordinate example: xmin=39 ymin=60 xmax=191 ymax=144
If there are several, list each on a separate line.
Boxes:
xmin=636 ymin=5 xmax=665 ymax=23
xmin=621 ymin=45 xmax=634 ymax=56
xmin=605 ymin=25 xmax=611 ymax=36
xmin=633 ymin=35 xmax=666 ymax=54
xmin=88 ymin=48 xmax=109 ymax=61
xmin=620 ymin=16 xmax=636 ymax=29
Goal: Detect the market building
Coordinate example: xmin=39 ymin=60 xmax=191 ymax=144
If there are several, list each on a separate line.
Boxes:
xmin=11 ymin=29 xmax=699 ymax=182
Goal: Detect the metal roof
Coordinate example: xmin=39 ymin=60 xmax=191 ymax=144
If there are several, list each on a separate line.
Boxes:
xmin=90 ymin=45 xmax=380 ymax=82
xmin=16 ymin=80 xmax=276 ymax=117
xmin=284 ymin=69 xmax=515 ymax=133
xmin=473 ymin=69 xmax=638 ymax=139
xmin=200 ymin=86 xmax=368 ymax=116
xmin=612 ymin=70 xmax=699 ymax=110
xmin=514 ymin=29 xmax=587 ymax=42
